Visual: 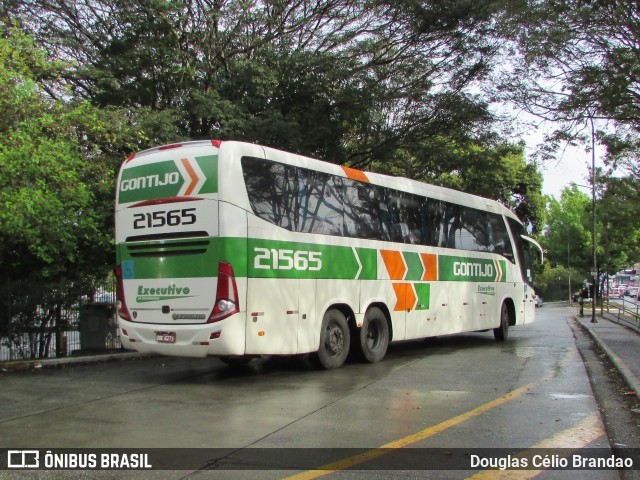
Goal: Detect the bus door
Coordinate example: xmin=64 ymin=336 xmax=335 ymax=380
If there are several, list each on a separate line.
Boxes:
xmin=507 ymin=219 xmax=543 ymax=324
xmin=520 ymin=235 xmax=543 ymax=324
xmin=513 ymin=238 xmax=536 ymax=324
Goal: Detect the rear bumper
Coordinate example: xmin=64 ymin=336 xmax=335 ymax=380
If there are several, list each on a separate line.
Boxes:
xmin=118 ymin=313 xmax=246 ymax=358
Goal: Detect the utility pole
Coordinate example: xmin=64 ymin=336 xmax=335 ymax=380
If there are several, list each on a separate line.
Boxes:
xmin=589 ymin=112 xmax=597 ymax=324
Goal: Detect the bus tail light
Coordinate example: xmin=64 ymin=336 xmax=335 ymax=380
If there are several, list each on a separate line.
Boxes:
xmin=115 ymin=266 xmax=132 ymax=321
xmin=208 ymin=261 xmax=239 ymax=323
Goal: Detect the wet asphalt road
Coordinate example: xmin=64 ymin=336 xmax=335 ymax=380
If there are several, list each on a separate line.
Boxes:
xmin=0 ymin=304 xmax=624 ymax=479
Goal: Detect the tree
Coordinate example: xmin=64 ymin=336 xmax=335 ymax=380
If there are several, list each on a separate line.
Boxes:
xmin=3 ymin=1 xmax=510 ymax=163
xmin=542 ymin=186 xmax=592 ymax=274
xmin=536 ymin=263 xmax=575 ymax=303
xmin=499 ymin=0 xmax=640 ymax=170
xmin=598 ymin=176 xmax=640 ymax=273
xmin=369 ymin=140 xmax=545 ymax=227
xmin=0 ymin=25 xmax=139 ymax=357
xmin=4 ymin=0 xmax=543 ymax=219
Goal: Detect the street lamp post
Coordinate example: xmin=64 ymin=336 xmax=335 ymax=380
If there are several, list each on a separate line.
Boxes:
xmin=568 ymin=241 xmax=572 ymax=306
xmin=570 ymin=116 xmax=597 ymax=322
xmin=589 ymin=113 xmax=597 ymax=324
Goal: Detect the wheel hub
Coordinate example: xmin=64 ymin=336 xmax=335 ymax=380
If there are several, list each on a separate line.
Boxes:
xmin=327 ymin=324 xmax=344 ymax=354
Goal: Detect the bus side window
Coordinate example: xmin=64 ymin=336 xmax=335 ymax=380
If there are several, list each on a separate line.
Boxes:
xmin=242 ymin=157 xmax=298 ymax=231
xmin=388 ymin=191 xmax=426 ymax=244
xmin=297 ymin=170 xmax=344 ymax=236
xmin=424 ymin=198 xmax=445 ymax=247
xmin=459 ymin=209 xmax=489 ymax=252
xmin=507 ymin=218 xmax=535 ymax=287
xmin=488 ymin=214 xmax=514 ymax=262
xmin=441 ymin=204 xmax=462 ymax=248
xmin=343 ymin=181 xmax=389 ymax=241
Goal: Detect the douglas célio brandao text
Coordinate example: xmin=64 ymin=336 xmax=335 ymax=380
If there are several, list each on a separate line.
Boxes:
xmin=470 ymin=453 xmax=634 ymax=470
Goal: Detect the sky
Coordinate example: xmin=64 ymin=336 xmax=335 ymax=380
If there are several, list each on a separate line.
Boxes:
xmin=520 ymin=122 xmax=609 ymax=200
xmin=537 ymin=144 xmax=605 ymax=199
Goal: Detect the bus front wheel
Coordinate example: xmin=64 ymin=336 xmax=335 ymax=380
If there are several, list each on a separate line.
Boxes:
xmin=316 ymin=309 xmax=350 ymax=369
xmin=358 ymin=307 xmax=389 ymax=363
xmin=493 ymin=302 xmax=510 ymax=341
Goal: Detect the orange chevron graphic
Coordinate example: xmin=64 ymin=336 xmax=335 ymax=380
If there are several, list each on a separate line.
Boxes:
xmin=181 ymin=158 xmax=199 ymax=195
xmin=381 ymin=250 xmax=406 ymax=280
xmin=392 ymin=283 xmax=417 ymax=312
xmin=420 ymin=253 xmax=438 ymax=281
xmin=341 ymin=166 xmax=370 ymax=183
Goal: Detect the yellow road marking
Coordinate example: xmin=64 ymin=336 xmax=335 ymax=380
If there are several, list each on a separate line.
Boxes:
xmin=282 ymin=382 xmax=537 ymax=480
xmin=466 ymin=414 xmax=605 ymax=480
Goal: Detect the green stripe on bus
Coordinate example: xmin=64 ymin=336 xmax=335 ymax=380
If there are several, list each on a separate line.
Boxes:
xmin=118 ymin=239 xmax=219 ymax=279
xmin=117 ymin=238 xmax=377 ymax=280
xmin=438 ymin=255 xmax=506 ymax=282
xmin=118 ymin=237 xmax=509 ymax=284
xmin=195 ymin=154 xmax=218 ymax=194
xmin=355 ymin=247 xmax=377 ymax=280
xmin=118 ymin=160 xmax=183 ymax=204
xmin=414 ymin=283 xmax=430 ymax=310
xmin=403 ymin=252 xmax=424 ymax=281
xmin=247 ymin=239 xmax=376 ymax=280
xmin=499 ymin=260 xmax=507 ymax=282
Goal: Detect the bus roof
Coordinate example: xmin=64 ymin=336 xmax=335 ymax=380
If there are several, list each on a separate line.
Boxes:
xmin=124 ymin=139 xmax=522 ymax=225
xmin=257 ymin=143 xmax=521 ymax=224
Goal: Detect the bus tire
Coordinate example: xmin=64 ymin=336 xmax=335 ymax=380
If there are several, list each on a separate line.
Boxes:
xmin=359 ymin=307 xmax=389 ymax=363
xmin=493 ymin=302 xmax=509 ymax=341
xmin=316 ymin=309 xmax=350 ymax=370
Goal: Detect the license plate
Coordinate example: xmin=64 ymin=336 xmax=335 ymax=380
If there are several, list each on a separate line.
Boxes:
xmin=156 ymin=332 xmax=176 ymax=343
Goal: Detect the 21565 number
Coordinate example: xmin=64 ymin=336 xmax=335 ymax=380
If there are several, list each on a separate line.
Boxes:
xmin=254 ymin=248 xmax=322 ymax=271
xmin=133 ymin=208 xmax=196 ymax=229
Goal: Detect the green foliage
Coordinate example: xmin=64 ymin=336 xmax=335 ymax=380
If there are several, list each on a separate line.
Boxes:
xmin=500 ymin=0 xmax=640 ymax=173
xmin=370 ymin=140 xmax=545 ymax=227
xmin=535 ymin=263 xmax=581 ymax=303
xmin=542 ymin=176 xmax=640 ymax=281
xmin=3 ymin=0 xmax=545 ymax=213
xmin=6 ymin=0 xmax=518 ymax=167
xmin=542 ymin=186 xmax=592 ymax=273
xmin=599 ymin=176 xmax=640 ymax=272
xmin=0 ymin=26 xmax=140 ymax=352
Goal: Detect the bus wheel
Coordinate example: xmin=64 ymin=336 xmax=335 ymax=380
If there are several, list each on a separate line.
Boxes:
xmin=359 ymin=307 xmax=389 ymax=363
xmin=493 ymin=302 xmax=509 ymax=341
xmin=316 ymin=309 xmax=350 ymax=369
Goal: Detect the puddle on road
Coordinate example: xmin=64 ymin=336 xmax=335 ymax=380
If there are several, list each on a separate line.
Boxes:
xmin=548 ymin=393 xmax=592 ymax=400
xmin=512 ymin=346 xmax=555 ymax=358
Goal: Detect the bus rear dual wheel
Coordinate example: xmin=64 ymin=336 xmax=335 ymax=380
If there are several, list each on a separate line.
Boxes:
xmin=315 ymin=307 xmax=389 ymax=369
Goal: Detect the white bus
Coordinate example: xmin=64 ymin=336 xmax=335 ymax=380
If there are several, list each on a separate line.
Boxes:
xmin=115 ymin=140 xmax=542 ymax=369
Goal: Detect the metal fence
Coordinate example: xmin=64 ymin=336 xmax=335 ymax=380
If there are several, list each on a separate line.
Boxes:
xmin=604 ymin=296 xmax=640 ymax=333
xmin=0 ymin=283 xmax=120 ymax=362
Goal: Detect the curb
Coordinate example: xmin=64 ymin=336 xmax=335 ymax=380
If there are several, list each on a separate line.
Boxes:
xmin=573 ymin=316 xmax=640 ymax=399
xmin=0 ymin=352 xmax=150 ymax=373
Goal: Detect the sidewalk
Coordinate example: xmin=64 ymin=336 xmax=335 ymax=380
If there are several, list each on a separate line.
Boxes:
xmin=572 ymin=306 xmax=640 ymax=398
xmin=0 ymin=351 xmax=148 ymax=373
